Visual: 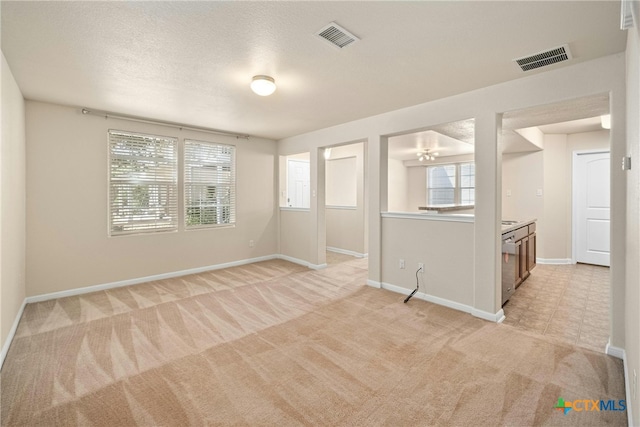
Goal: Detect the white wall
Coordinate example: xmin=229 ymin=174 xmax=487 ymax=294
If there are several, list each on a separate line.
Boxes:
xmin=381 ymin=217 xmax=474 ymax=306
xmin=25 ymin=101 xmax=278 ymax=296
xmin=1 ymin=53 xmax=26 ymax=354
xmin=279 ymin=209 xmax=311 ymax=262
xmin=625 ymin=13 xmax=640 ymax=425
xmin=325 ymin=143 xmax=366 ymax=255
xmin=387 ymin=158 xmax=408 ymax=212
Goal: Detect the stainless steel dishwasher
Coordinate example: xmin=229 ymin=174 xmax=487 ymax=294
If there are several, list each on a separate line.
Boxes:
xmin=502 ymin=231 xmax=518 ymax=305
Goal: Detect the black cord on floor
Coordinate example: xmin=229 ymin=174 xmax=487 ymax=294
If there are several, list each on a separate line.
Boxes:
xmin=403 ymin=267 xmax=421 ymax=303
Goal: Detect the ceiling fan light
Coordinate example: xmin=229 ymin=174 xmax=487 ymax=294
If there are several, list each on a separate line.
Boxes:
xmin=251 ymin=75 xmax=276 ymax=96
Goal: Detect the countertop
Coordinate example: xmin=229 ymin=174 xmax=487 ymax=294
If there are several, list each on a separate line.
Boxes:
xmin=418 ymin=204 xmax=474 ymax=213
xmin=501 ymin=219 xmax=536 ymax=234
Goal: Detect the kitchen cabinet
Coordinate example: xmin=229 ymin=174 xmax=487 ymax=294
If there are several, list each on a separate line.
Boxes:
xmin=502 ymin=220 xmax=536 ymax=305
xmin=527 ymin=223 xmax=537 ymax=272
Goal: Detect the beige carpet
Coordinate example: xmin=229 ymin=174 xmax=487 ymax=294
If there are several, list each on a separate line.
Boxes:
xmin=1 ymin=257 xmax=627 ymax=426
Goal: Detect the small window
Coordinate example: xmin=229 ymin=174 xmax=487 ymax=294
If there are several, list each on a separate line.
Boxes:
xmin=184 ymin=140 xmax=236 ymax=228
xmin=109 ymin=130 xmax=178 ymax=236
xmin=426 ymin=162 xmax=475 ymax=206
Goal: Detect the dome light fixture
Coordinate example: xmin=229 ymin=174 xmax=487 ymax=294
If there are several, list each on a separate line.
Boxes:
xmin=250 ymin=75 xmax=276 ymax=96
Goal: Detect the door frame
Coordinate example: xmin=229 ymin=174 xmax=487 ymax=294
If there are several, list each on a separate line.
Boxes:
xmin=571 ymin=149 xmax=611 ymax=264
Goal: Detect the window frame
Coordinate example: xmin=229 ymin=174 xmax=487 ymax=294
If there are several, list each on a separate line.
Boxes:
xmin=108 ymin=129 xmax=178 ymax=236
xmin=426 ymin=161 xmax=475 ymax=206
xmin=183 ymin=139 xmax=236 ymax=230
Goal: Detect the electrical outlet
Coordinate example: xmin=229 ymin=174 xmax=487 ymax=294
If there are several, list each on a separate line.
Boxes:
xmin=506 ymin=189 xmax=512 ymax=197
xmin=399 ymin=259 xmax=405 ymax=269
xmin=418 ymin=263 xmax=424 ymax=272
xmin=249 ymin=240 xmax=255 ymax=247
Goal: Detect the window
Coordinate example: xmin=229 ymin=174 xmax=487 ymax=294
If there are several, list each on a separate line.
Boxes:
xmin=109 ymin=130 xmax=178 ymax=235
xmin=184 ymin=140 xmax=236 ymax=228
xmin=459 ymin=163 xmax=475 ymax=205
xmin=426 ymin=162 xmax=475 ymax=206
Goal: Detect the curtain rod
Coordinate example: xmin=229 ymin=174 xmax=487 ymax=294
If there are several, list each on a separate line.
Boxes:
xmin=80 ymin=108 xmax=250 ymax=140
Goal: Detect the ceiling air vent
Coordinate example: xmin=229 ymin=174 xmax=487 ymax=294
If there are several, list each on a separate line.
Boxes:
xmin=513 ymin=44 xmax=572 ymax=72
xmin=315 ymin=22 xmax=359 ymax=49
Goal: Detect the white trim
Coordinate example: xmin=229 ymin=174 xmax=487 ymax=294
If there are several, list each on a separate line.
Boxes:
xmin=380 ymin=282 xmax=503 ymax=323
xmin=366 ymin=279 xmax=381 ymax=288
xmin=472 ymin=308 xmax=506 ymax=323
xmin=326 ymin=247 xmax=368 ymax=258
xmin=26 ymin=255 xmax=278 ymax=304
xmin=0 ymin=299 xmax=27 ymax=370
xmin=536 ymin=258 xmax=573 ymax=265
xmin=606 ymin=342 xmax=625 ymax=359
xmin=325 ymin=205 xmax=357 ymax=210
xmin=276 ymin=254 xmax=326 ymax=270
xmin=605 ymin=343 xmax=633 ymax=426
xmin=381 ymin=211 xmax=475 ymax=223
xmin=279 ymin=207 xmax=310 ymax=212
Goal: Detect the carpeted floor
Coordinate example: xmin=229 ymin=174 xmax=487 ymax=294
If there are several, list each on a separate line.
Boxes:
xmin=1 ymin=256 xmax=627 ymax=426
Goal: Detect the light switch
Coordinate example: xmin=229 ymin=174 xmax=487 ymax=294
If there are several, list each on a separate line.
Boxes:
xmin=536 ymin=189 xmax=543 ymax=196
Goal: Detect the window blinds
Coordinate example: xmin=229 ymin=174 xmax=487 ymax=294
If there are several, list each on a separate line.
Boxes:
xmin=109 ymin=130 xmax=178 ymax=235
xmin=184 ymin=139 xmax=236 ymax=228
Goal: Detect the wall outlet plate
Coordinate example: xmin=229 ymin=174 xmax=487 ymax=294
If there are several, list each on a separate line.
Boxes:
xmin=399 ymin=259 xmax=405 ymax=269
xmin=418 ymin=263 xmax=424 ymax=271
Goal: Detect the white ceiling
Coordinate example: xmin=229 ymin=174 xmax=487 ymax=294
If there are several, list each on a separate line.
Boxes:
xmin=1 ymin=1 xmax=627 ymax=140
xmin=387 ymin=94 xmax=611 ymax=161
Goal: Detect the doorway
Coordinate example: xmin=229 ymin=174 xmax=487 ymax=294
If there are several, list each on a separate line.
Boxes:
xmin=323 ymin=142 xmax=368 ymax=264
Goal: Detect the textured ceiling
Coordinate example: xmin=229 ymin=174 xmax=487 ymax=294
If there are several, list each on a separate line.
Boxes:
xmin=1 ymin=1 xmax=626 ymax=140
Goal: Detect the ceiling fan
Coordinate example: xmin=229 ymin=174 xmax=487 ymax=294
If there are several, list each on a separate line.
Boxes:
xmin=417 ymin=149 xmax=439 ymax=162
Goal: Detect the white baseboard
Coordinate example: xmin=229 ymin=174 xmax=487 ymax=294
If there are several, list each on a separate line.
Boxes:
xmin=326 ymin=247 xmax=368 ymax=259
xmin=26 ymin=254 xmax=280 ymax=304
xmin=380 ymin=281 xmax=503 ymax=323
xmin=536 ymin=258 xmax=572 ymax=265
xmin=605 ymin=342 xmax=625 ymax=359
xmin=366 ymin=279 xmax=381 ymax=288
xmin=472 ymin=308 xmax=506 ymax=323
xmin=606 ymin=343 xmax=633 ymax=427
xmin=276 ymin=254 xmax=326 ymax=270
xmin=0 ymin=299 xmax=26 ymax=370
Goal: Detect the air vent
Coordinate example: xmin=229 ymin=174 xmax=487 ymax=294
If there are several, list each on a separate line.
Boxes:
xmin=315 ymin=22 xmax=359 ymax=49
xmin=513 ymin=44 xmax=572 ymax=72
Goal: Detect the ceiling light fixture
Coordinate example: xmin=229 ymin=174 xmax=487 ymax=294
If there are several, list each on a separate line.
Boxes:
xmin=601 ymin=114 xmax=611 ymax=130
xmin=250 ymin=75 xmax=276 ymax=96
xmin=417 ymin=149 xmax=439 ymax=162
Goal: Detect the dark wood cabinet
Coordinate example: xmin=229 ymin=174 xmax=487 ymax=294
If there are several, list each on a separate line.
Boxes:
xmin=502 ymin=221 xmax=537 ymax=304
xmin=527 ymin=223 xmax=537 ymax=273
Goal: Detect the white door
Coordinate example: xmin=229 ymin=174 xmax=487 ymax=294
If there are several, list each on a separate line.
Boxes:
xmin=575 ymin=151 xmax=610 ymax=266
xmin=287 ymin=159 xmax=310 ymax=208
